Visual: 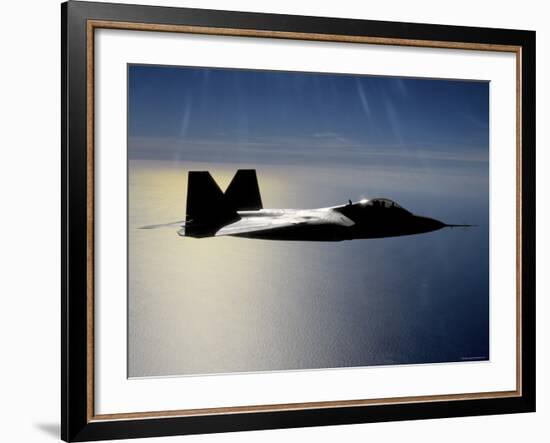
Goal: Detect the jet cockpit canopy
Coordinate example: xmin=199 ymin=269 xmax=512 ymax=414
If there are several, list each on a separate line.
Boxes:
xmin=359 ymin=198 xmax=411 ymax=214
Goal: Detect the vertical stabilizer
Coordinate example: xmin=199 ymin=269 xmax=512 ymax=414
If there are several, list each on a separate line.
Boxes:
xmin=185 ymin=171 xmax=239 ymax=236
xmin=225 ymin=169 xmax=263 ymax=211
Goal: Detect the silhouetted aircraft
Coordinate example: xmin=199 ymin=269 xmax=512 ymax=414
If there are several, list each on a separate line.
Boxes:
xmin=141 ymin=169 xmax=472 ymax=241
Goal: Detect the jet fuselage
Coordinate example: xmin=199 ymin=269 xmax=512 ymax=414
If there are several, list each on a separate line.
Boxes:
xmin=228 ymin=206 xmax=446 ymax=241
xmin=142 ymin=169 xmax=469 ymax=241
xmin=184 ymin=201 xmax=446 ymax=241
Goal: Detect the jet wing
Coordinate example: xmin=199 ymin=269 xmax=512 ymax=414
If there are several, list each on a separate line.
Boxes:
xmin=215 ymin=210 xmax=354 ymax=236
xmin=215 ymin=217 xmax=305 ymax=236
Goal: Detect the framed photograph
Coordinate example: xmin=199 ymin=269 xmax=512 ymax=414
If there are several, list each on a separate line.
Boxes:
xmin=61 ymin=1 xmax=535 ymax=441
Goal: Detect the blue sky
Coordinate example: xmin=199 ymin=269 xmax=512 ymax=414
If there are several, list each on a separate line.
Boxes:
xmin=128 ymin=64 xmax=488 ymax=169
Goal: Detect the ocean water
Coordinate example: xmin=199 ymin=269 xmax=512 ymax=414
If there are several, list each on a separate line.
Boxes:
xmin=128 ymin=159 xmax=489 ymax=377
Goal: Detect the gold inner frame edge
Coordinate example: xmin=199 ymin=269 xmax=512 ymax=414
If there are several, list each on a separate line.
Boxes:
xmin=85 ymin=19 xmax=523 ymax=422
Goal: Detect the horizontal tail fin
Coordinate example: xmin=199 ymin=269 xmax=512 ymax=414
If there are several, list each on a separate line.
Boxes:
xmin=139 ymin=220 xmax=185 ymax=230
xmin=225 ymin=169 xmax=263 ymax=211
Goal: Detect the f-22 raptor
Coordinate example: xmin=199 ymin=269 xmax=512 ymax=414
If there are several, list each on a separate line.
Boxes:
xmin=142 ymin=169 xmax=472 ymax=241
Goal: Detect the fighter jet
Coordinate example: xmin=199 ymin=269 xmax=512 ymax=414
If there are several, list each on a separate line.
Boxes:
xmin=141 ymin=169 xmax=472 ymax=241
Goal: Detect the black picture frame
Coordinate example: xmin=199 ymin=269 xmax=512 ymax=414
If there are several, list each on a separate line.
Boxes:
xmin=62 ymin=1 xmax=536 ymax=441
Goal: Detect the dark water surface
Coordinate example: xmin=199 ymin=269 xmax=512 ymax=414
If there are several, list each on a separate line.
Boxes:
xmin=128 ymin=159 xmax=489 ymax=377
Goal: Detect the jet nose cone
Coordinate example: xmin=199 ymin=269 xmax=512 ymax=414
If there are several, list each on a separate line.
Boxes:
xmin=414 ymin=215 xmax=446 ymax=232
